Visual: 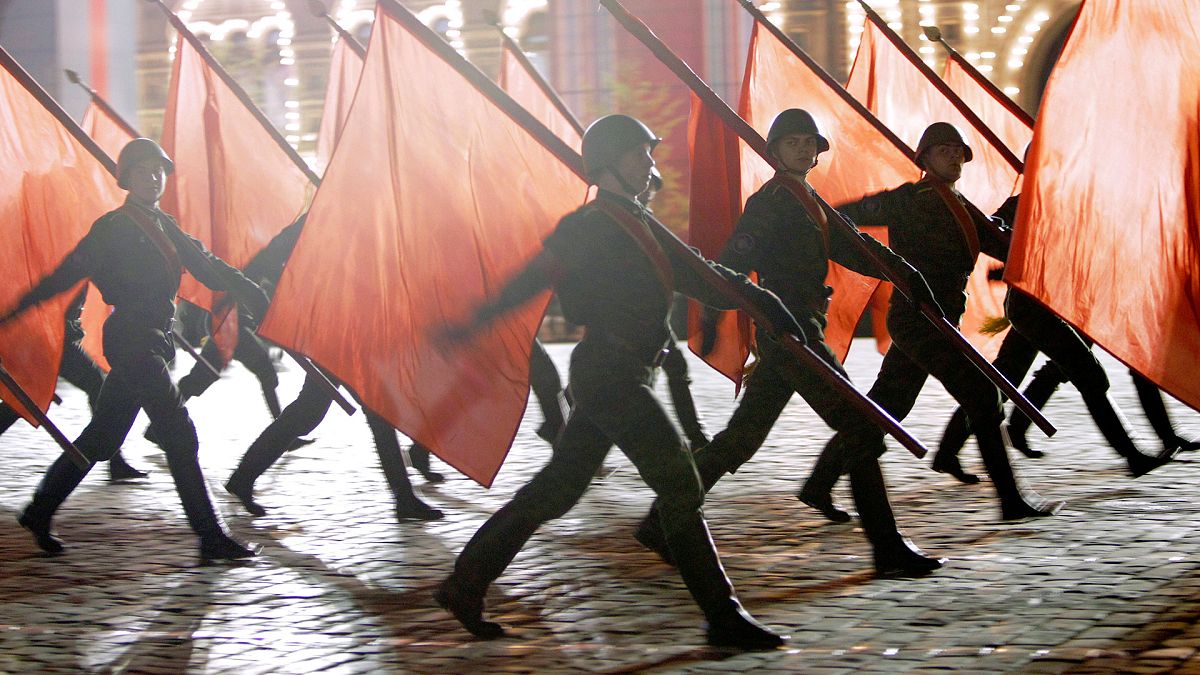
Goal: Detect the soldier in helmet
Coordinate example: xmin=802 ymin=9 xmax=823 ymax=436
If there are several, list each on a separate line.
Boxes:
xmin=0 ymin=138 xmax=269 ymax=562
xmin=633 ymin=108 xmax=945 ymax=579
xmin=800 ymin=122 xmax=1062 ymax=521
xmin=433 ymin=114 xmax=798 ymax=649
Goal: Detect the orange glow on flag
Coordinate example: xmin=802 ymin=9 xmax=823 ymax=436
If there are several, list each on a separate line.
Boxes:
xmin=846 ymin=20 xmax=1015 ymax=358
xmin=1008 ymin=0 xmax=1200 ymax=411
xmin=160 ymin=32 xmax=313 ymax=313
xmin=257 ymin=0 xmax=587 ymax=486
xmin=0 ymin=51 xmax=124 ymax=422
xmin=942 ymin=57 xmax=1033 ymax=161
xmin=315 ymin=34 xmax=365 ymax=173
xmin=499 ymin=40 xmax=583 ymax=152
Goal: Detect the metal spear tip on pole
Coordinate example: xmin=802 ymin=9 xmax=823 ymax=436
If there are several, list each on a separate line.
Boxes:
xmin=64 ymin=68 xmax=82 ymax=85
xmin=922 ymin=24 xmax=943 ymax=43
xmin=481 ymin=9 xmax=500 ymax=27
xmin=306 ymin=0 xmax=329 ymax=18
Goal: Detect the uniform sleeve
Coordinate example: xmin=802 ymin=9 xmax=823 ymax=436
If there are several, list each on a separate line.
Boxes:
xmin=716 ymin=190 xmax=779 ymax=275
xmin=827 ymin=213 xmax=907 ymax=280
xmin=11 ymin=221 xmax=105 ymax=315
xmin=969 ymin=198 xmax=1013 ymax=262
xmin=838 ymin=184 xmax=908 ymax=228
xmin=242 ymin=219 xmax=304 ymax=288
xmin=165 ymin=222 xmax=269 ymax=316
xmin=471 ymin=249 xmax=561 ymax=327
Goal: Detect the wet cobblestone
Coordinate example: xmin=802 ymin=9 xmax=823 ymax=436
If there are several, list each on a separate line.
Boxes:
xmin=1 ymin=340 xmax=1198 ymax=672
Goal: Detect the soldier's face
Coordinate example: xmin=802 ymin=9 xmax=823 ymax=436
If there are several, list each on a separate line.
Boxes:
xmin=127 ymin=158 xmax=167 ymax=203
xmin=774 ymin=133 xmax=820 ymax=173
xmin=614 ymin=143 xmax=655 ymax=197
xmin=925 ymin=144 xmax=965 ymax=182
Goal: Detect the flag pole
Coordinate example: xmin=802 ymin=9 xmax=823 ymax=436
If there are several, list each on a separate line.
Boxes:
xmin=307 ymin=0 xmax=367 ymax=59
xmin=0 ymin=360 xmax=92 ymax=469
xmin=599 ymin=0 xmax=1056 ymax=438
xmin=64 ymin=69 xmax=142 ymax=138
xmin=855 ymin=0 xmax=1024 ymax=172
xmin=921 ymin=24 xmax=1036 ymax=130
xmin=482 ymin=9 xmax=586 ymax=136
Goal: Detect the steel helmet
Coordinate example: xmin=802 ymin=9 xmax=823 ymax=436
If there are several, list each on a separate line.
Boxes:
xmin=765 ymin=109 xmax=830 ymax=155
xmin=914 ymin=122 xmax=973 ymax=169
xmin=116 ymin=138 xmax=174 ymax=189
xmin=581 ymin=114 xmax=660 ymax=182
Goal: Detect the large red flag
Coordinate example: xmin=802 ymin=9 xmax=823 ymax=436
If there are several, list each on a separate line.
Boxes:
xmin=1007 ymin=0 xmax=1200 ymax=411
xmin=846 ymin=19 xmax=1014 ymax=357
xmin=687 ymin=19 xmax=921 ymax=385
xmin=76 ymin=101 xmax=138 ymax=372
xmin=315 ymin=34 xmax=365 ymax=172
xmin=498 ymin=34 xmax=584 ymax=152
xmin=257 ymin=0 xmax=587 ymax=486
xmin=942 ymin=57 xmax=1033 ymax=160
xmin=159 ymin=30 xmax=315 ymax=314
xmin=0 ymin=48 xmax=124 ymax=422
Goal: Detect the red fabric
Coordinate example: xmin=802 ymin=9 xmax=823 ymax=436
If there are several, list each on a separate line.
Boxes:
xmin=499 ymin=43 xmax=583 ymax=152
xmin=1008 ymin=0 xmax=1200 ymax=411
xmin=0 ymin=54 xmax=124 ymax=423
xmin=846 ymin=20 xmax=1013 ymax=358
xmin=160 ymin=32 xmax=313 ymax=314
xmin=942 ymin=58 xmax=1033 ymax=160
xmin=77 ymin=101 xmax=137 ymax=372
xmin=686 ymin=21 xmax=920 ymax=382
xmin=315 ymin=35 xmax=365 ymax=173
xmin=257 ymin=0 xmax=587 ymax=487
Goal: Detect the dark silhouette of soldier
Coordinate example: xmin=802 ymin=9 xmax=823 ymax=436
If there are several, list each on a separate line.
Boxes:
xmin=433 ymin=114 xmax=796 ymax=649
xmin=0 ymin=138 xmax=267 ymax=562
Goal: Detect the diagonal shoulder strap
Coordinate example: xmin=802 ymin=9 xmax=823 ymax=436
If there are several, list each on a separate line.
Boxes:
xmin=119 ymin=203 xmax=182 ymax=279
xmin=592 ymin=199 xmax=675 ymax=303
xmin=766 ymin=173 xmax=830 ymax=254
xmin=928 ymin=181 xmax=981 ymax=260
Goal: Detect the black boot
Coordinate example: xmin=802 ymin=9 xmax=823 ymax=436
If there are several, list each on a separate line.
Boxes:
xmin=409 ymin=443 xmax=445 ymax=484
xmin=635 ymin=448 xmax=728 ymax=566
xmin=108 ymin=452 xmax=149 ymax=482
xmin=199 ymin=532 xmax=262 ymax=565
xmin=225 ymin=477 xmax=266 ymax=517
xmin=1086 ymin=391 xmax=1173 ymax=477
xmin=851 ymin=457 xmax=946 ymax=578
xmin=368 ymin=412 xmax=444 ymax=521
xmin=1003 ymin=423 xmax=1043 ymax=459
xmin=20 ymin=454 xmax=90 ymax=554
xmin=435 ymin=577 xmax=506 ymax=639
xmin=797 ymin=433 xmax=857 ymax=523
xmin=1006 ymin=364 xmax=1064 ymax=458
xmin=665 ymin=515 xmax=784 ymax=650
xmin=978 ymin=427 xmax=1063 ymax=520
xmin=873 ymin=538 xmax=946 ymax=579
xmin=930 ymin=449 xmax=980 ymax=484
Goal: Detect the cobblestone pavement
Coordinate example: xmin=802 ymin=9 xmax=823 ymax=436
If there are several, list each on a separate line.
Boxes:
xmin=2 ymin=340 xmax=1200 ymax=673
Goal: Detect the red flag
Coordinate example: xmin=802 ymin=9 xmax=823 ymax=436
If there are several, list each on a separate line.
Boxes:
xmin=257 ymin=0 xmax=587 ymax=486
xmin=0 ymin=48 xmax=124 ymax=422
xmin=942 ymin=57 xmax=1033 ymax=160
xmin=846 ymin=19 xmax=1014 ymax=358
xmin=315 ymin=34 xmax=365 ymax=173
xmin=498 ymin=34 xmax=584 ymax=152
xmin=159 ymin=31 xmax=314 ymax=314
xmin=687 ymin=19 xmax=921 ymax=383
xmin=1007 ymin=0 xmax=1200 ymax=410
xmin=77 ymin=101 xmax=138 ymax=373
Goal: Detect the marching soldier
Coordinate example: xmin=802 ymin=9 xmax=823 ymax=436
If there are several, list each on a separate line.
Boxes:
xmin=0 ymin=286 xmax=148 ymax=481
xmin=0 ymin=138 xmax=267 ymax=562
xmin=433 ymin=114 xmax=794 ymax=649
xmin=634 ymin=109 xmax=944 ymax=579
xmin=801 ymin=123 xmax=1060 ymax=521
xmin=934 ymin=194 xmax=1174 ymax=482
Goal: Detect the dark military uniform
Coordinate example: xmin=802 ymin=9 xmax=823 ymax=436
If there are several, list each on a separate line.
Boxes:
xmin=640 ymin=174 xmax=930 ymax=567
xmin=15 ymin=198 xmax=267 ymax=551
xmin=804 ymin=179 xmax=1049 ymax=518
xmin=660 ymin=329 xmax=708 ymax=449
xmin=936 ymin=196 xmax=1164 ymax=477
xmin=443 ymin=189 xmax=783 ymax=637
xmin=222 ymin=217 xmax=441 ymax=521
xmin=173 ymin=218 xmax=306 ymax=418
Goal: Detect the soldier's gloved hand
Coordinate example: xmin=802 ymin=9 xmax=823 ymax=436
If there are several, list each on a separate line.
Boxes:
xmin=699 ymin=310 xmax=720 ymax=357
xmin=753 ymin=291 xmax=808 ymax=346
xmin=239 ymin=284 xmax=271 ymax=330
xmin=907 ymin=270 xmax=944 ymax=318
xmin=433 ymin=322 xmax=475 ymax=351
xmin=0 ymin=307 xmax=18 ymax=327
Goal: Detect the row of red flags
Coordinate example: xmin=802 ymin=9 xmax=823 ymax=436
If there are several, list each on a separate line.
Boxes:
xmin=1 ymin=0 xmax=1196 ymax=486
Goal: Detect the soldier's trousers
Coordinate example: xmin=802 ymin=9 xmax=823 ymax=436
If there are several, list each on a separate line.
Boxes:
xmin=0 ymin=340 xmax=105 ymax=435
xmin=448 ymin=339 xmax=750 ymax=625
xmin=24 ymin=320 xmax=226 ymax=541
xmin=226 ymin=372 xmax=419 ymax=505
xmin=677 ymin=335 xmax=904 ymax=552
xmin=177 ymin=327 xmax=281 ymax=417
xmin=806 ymin=306 xmax=1028 ymax=508
xmin=938 ymin=291 xmax=1139 ymax=458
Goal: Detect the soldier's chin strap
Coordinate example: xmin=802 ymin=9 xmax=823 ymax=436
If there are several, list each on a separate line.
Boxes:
xmin=602 ymin=165 xmax=647 ymax=198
